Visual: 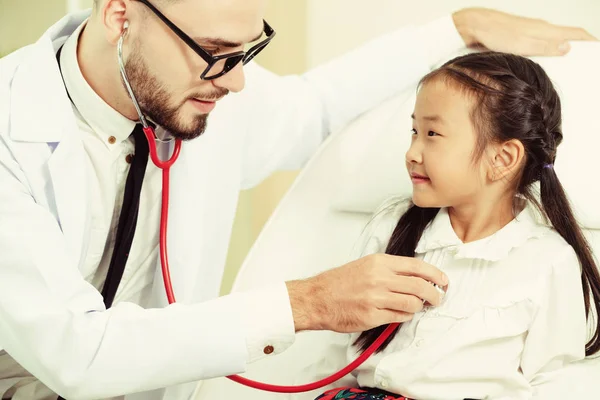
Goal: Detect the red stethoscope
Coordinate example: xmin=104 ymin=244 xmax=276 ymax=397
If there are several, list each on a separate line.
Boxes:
xmin=117 ymin=25 xmax=398 ymax=394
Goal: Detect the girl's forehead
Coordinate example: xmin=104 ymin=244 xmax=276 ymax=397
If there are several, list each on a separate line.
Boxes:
xmin=414 ymin=80 xmax=475 ymax=121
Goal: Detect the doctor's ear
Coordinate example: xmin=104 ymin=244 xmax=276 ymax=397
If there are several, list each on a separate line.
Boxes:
xmin=98 ymin=0 xmax=130 ymax=45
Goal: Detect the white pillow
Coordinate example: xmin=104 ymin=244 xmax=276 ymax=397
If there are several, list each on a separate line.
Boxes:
xmin=332 ymin=41 xmax=600 ymax=229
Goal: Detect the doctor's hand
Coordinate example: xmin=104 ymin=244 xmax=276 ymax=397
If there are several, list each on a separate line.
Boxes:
xmin=452 ymin=8 xmax=597 ymax=56
xmin=286 ymin=254 xmax=448 ymax=333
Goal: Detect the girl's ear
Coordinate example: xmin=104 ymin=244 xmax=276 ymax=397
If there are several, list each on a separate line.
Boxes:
xmin=487 ymin=139 xmax=526 ymax=182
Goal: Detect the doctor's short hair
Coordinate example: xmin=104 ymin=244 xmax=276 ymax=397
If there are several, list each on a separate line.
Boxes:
xmin=354 ymin=51 xmax=600 ymax=357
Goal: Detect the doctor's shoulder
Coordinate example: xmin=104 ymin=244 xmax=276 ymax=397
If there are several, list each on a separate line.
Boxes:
xmin=0 ymin=44 xmax=32 ymax=81
xmin=0 ymin=46 xmax=34 ymax=132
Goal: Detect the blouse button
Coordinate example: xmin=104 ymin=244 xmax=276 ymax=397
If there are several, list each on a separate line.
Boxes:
xmin=108 ymin=136 xmax=116 ymax=144
xmin=263 ymin=345 xmax=274 ymax=355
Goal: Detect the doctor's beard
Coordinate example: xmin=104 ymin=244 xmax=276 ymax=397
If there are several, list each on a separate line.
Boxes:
xmin=121 ymin=46 xmax=227 ymax=141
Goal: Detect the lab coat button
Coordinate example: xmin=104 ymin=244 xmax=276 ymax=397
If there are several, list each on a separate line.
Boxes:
xmin=108 ymin=136 xmax=117 ymax=144
xmin=415 ymin=339 xmax=424 ymax=347
xmin=379 ymin=379 xmax=388 ymax=388
xmin=263 ymin=345 xmax=274 ymax=355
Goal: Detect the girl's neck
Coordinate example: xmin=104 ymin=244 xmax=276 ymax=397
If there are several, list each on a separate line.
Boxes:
xmin=448 ymin=194 xmax=522 ymax=243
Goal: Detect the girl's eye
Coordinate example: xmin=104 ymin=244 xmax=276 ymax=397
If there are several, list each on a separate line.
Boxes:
xmin=412 ymin=129 xmax=440 ymax=137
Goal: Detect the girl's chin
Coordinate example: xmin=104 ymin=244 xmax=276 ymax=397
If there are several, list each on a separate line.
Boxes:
xmin=412 ymin=195 xmax=444 ymax=209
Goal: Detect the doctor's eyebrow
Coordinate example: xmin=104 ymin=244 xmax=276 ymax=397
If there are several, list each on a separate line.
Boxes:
xmin=196 ymin=31 xmax=264 ymax=48
xmin=411 ymin=113 xmax=444 ymax=123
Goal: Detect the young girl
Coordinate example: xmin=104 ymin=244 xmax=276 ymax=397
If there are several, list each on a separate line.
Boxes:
xmin=310 ymin=52 xmax=600 ymax=400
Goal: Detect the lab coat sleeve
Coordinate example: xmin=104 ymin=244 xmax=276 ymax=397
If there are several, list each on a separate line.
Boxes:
xmin=0 ymin=140 xmax=293 ymax=399
xmin=520 ymin=245 xmax=589 ymax=399
xmin=239 ymin=15 xmax=466 ymax=189
xmin=239 ymin=282 xmax=296 ymax=363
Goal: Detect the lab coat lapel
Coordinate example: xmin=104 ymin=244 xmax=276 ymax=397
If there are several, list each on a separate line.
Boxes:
xmin=47 ymin=136 xmax=90 ymax=266
xmin=9 ymin=12 xmax=91 ymax=267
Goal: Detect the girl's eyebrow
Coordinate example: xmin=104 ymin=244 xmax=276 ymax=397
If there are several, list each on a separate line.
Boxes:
xmin=411 ymin=113 xmax=444 ymax=123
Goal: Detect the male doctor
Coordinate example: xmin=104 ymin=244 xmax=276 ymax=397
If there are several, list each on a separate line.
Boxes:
xmin=0 ymin=0 xmax=595 ymax=399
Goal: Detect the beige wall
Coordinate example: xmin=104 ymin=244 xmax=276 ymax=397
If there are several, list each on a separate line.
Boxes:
xmin=220 ymin=1 xmax=307 ymax=294
xmin=0 ymin=0 xmax=66 ymax=55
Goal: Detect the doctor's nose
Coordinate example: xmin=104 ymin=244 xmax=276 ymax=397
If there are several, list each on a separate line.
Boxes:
xmin=211 ymin=63 xmax=246 ymax=93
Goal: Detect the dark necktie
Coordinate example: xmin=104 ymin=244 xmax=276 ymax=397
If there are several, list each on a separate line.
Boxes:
xmin=100 ymin=124 xmax=150 ymax=308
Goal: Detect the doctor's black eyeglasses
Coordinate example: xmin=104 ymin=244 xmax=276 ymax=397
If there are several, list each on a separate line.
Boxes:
xmin=136 ymin=0 xmax=276 ymax=80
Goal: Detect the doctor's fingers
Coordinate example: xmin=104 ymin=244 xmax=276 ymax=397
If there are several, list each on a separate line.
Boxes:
xmin=508 ymin=15 xmax=597 ymax=43
xmin=459 ymin=8 xmax=597 ymax=56
xmin=510 ymin=35 xmax=594 ymax=57
xmin=375 ymin=254 xmax=448 ymax=288
xmin=373 ymin=290 xmax=425 ymax=315
xmin=551 ymin=25 xmax=597 ymax=41
xmin=384 ymin=275 xmax=444 ymax=308
xmin=376 ymin=309 xmax=415 ymax=325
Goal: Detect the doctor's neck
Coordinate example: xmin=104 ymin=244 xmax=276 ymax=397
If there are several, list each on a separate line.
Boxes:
xmin=77 ymin=16 xmax=141 ymax=121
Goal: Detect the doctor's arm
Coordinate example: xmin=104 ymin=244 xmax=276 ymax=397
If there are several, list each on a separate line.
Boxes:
xmin=0 ymin=140 xmax=296 ymax=398
xmin=520 ymin=246 xmax=591 ymax=399
xmin=239 ymin=8 xmax=596 ymax=188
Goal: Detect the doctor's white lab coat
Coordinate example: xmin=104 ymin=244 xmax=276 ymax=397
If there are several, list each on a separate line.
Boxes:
xmin=0 ymin=10 xmax=464 ymax=400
